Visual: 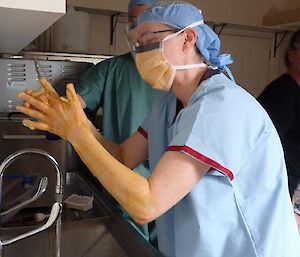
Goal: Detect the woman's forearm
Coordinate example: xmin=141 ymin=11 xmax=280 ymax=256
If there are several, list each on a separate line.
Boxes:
xmin=87 ymin=119 xmax=124 ymax=162
xmin=69 ymin=128 xmax=156 ymax=224
xmin=79 ymin=94 xmax=124 ymax=163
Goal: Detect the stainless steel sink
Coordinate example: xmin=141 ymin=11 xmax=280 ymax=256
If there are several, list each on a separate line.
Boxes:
xmin=2 ymin=217 xmax=128 ymax=257
xmin=1 ymin=172 xmax=163 ymax=257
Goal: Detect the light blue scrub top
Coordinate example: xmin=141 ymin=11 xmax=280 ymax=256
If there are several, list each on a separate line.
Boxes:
xmin=76 ymin=52 xmax=163 ymax=243
xmin=139 ymin=73 xmax=300 ymax=257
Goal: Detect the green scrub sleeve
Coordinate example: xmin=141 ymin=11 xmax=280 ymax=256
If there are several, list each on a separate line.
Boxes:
xmin=75 ymin=60 xmax=110 ymax=111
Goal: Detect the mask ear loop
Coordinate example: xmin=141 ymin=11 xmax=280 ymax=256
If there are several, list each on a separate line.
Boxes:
xmin=161 ymin=20 xmax=205 ymax=46
xmin=160 ymin=20 xmax=208 ymax=70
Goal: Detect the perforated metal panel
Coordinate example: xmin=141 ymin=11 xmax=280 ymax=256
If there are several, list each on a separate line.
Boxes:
xmin=0 ymin=59 xmax=88 ymax=112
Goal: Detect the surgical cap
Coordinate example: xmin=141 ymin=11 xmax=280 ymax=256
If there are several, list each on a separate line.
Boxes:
xmin=128 ymin=0 xmax=157 ymax=11
xmin=136 ymin=1 xmax=233 ymax=69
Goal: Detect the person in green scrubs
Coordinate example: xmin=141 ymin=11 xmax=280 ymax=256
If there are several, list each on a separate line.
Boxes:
xmin=75 ymin=0 xmax=161 ymax=245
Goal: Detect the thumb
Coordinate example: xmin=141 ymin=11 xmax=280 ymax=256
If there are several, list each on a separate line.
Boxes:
xmin=66 ymin=83 xmax=79 ymax=104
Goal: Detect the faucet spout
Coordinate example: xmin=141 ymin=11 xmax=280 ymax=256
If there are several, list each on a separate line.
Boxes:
xmin=0 ymin=148 xmax=64 ymax=197
xmin=0 ymin=148 xmax=64 ymax=250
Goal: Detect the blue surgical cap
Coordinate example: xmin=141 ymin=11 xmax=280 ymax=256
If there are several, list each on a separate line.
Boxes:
xmin=128 ymin=0 xmax=157 ymax=11
xmin=136 ymin=1 xmax=233 ymax=70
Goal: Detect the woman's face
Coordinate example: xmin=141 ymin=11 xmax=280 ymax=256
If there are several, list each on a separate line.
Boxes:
xmin=135 ymin=22 xmax=185 ymax=66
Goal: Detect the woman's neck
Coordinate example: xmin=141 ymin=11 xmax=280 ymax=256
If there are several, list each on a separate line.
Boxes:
xmin=171 ymin=68 xmax=207 ymax=107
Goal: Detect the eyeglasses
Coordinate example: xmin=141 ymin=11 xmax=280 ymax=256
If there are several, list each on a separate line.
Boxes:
xmin=138 ymin=29 xmax=179 ymax=46
xmin=129 ymin=29 xmax=179 ymax=53
xmin=143 ymin=29 xmax=179 ymax=37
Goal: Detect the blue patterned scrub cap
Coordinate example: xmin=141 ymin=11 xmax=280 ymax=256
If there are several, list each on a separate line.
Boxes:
xmin=136 ymin=1 xmax=234 ymax=71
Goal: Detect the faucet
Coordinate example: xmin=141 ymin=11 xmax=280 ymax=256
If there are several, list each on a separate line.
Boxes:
xmin=0 ymin=149 xmax=64 ymax=254
xmin=1 ymin=176 xmax=48 ymax=222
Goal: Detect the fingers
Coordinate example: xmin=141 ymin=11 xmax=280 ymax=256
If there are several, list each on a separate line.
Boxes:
xmin=40 ymin=94 xmax=50 ymax=104
xmin=16 ymin=104 xmax=47 ymax=121
xmin=18 ymin=89 xmax=33 ymax=108
xmin=22 ymin=119 xmax=50 ymax=131
xmin=25 ymin=88 xmax=34 ymax=95
xmin=17 ymin=93 xmax=50 ymax=115
xmin=60 ymin=96 xmax=69 ymax=103
xmin=66 ymin=83 xmax=82 ymax=108
xmin=32 ymin=87 xmax=45 ymax=98
xmin=18 ymin=87 xmax=45 ymax=99
xmin=39 ymin=79 xmax=58 ymax=96
xmin=30 ymin=88 xmax=49 ymax=105
xmin=17 ymin=87 xmax=47 ymax=108
xmin=66 ymin=83 xmax=76 ymax=102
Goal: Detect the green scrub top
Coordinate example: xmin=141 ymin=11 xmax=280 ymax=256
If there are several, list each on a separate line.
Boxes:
xmin=76 ymin=52 xmax=162 ymax=244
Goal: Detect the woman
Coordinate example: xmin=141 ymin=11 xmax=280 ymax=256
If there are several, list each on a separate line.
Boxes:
xmin=17 ymin=2 xmax=299 ymax=257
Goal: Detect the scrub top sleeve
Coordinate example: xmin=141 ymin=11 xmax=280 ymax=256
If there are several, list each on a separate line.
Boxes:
xmin=75 ymin=60 xmax=109 ymax=111
xmin=167 ymin=83 xmax=267 ymax=181
xmin=167 ymin=102 xmax=233 ymax=181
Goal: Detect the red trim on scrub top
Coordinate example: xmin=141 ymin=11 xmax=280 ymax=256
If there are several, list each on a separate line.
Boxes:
xmin=138 ymin=127 xmax=148 ymax=139
xmin=167 ymin=145 xmax=234 ymax=180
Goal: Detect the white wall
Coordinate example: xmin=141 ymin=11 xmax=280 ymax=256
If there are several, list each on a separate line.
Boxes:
xmin=33 ymin=1 xmax=298 ymax=97
xmin=274 ymin=0 xmax=300 ymax=10
xmin=220 ymin=30 xmax=273 ymax=97
xmin=85 ymin=14 xmax=128 ymax=56
xmin=68 ymin=0 xmax=300 ymax=27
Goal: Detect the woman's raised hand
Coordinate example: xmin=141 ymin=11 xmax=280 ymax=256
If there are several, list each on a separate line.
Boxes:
xmin=16 ymin=79 xmax=90 ymax=142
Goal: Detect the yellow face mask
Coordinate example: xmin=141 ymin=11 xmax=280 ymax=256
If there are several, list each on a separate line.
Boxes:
xmin=134 ymin=21 xmax=208 ymax=91
xmin=135 ymin=47 xmax=175 ymax=91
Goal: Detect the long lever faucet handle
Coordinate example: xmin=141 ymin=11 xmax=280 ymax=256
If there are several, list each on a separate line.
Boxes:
xmin=1 ymin=177 xmax=48 ymax=218
xmin=1 ymin=202 xmax=61 ymax=246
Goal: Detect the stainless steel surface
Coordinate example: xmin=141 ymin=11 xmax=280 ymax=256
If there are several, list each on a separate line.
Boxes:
xmin=0 ymin=149 xmax=64 ymax=197
xmin=0 ymin=58 xmax=88 ymax=112
xmin=1 ymin=176 xmax=48 ymax=219
xmin=0 ymin=112 xmax=81 ymax=208
xmin=1 ymin=173 xmax=164 ymax=257
xmin=2 ymin=217 xmax=128 ymax=257
xmin=2 ymin=202 xmax=61 ymax=247
xmin=18 ymin=51 xmax=112 ymax=64
xmin=0 ymin=56 xmax=90 ymax=193
xmin=0 ymin=149 xmax=63 ymax=254
xmin=2 ymin=134 xmax=45 ymax=139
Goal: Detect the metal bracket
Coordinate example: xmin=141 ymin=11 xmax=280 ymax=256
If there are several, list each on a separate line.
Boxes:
xmin=273 ymin=31 xmax=288 ymax=57
xmin=110 ymin=13 xmax=120 ymax=46
xmin=213 ymin=23 xmax=226 ymax=37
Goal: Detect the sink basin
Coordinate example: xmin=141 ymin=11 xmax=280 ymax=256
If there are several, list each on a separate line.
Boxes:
xmin=2 ymin=217 xmax=128 ymax=257
xmin=0 ymin=172 xmax=163 ymax=257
